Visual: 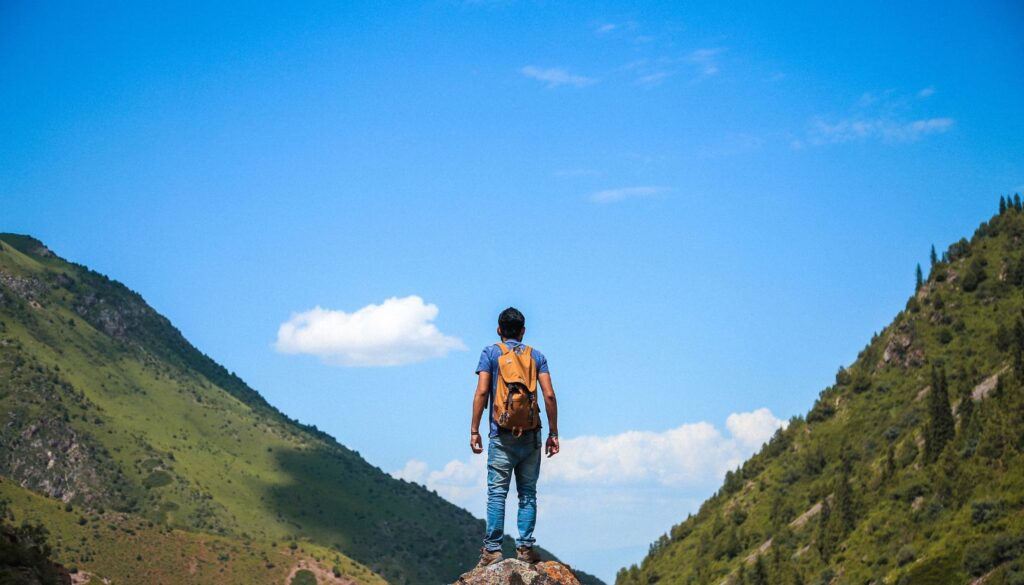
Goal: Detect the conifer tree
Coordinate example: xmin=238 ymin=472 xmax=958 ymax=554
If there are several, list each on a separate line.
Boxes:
xmin=930 ymin=244 xmax=937 ymax=267
xmin=815 ymin=499 xmax=833 ymax=561
xmin=934 ymin=444 xmax=961 ymax=506
xmin=1001 ymin=196 xmax=1008 ymax=214
xmin=915 ymin=263 xmax=923 ymax=291
xmin=1013 ymin=317 xmax=1024 ymax=380
xmin=958 ymin=377 xmax=975 ymax=432
xmin=751 ymin=555 xmax=769 ymax=585
xmin=833 ymin=462 xmax=856 ymax=534
xmin=1016 ymin=193 xmax=1023 ymax=209
xmin=925 ymin=365 xmax=955 ymax=463
xmin=883 ymin=444 xmax=896 ymax=480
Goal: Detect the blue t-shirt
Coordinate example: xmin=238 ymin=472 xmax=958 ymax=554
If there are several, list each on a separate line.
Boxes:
xmin=475 ymin=339 xmax=549 ymax=438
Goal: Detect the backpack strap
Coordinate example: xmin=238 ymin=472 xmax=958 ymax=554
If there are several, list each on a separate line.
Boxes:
xmin=497 ymin=342 xmax=509 ymax=354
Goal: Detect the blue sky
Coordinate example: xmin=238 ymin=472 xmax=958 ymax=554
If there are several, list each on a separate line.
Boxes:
xmin=2 ymin=1 xmax=1023 ymax=581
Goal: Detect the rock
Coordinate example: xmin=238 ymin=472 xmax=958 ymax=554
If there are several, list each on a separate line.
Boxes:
xmin=881 ymin=323 xmax=924 ymax=369
xmin=453 ymin=560 xmax=581 ymax=585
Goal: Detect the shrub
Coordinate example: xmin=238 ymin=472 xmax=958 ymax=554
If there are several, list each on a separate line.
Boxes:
xmin=970 ymin=499 xmax=1005 ymax=526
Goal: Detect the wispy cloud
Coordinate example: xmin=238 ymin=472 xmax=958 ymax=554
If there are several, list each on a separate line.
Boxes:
xmin=794 ymin=89 xmax=955 ymax=148
xmin=520 ymin=65 xmax=596 ymax=88
xmin=594 ymin=22 xmax=618 ymax=34
xmin=636 ymin=70 xmax=673 ymax=87
xmin=801 ymin=116 xmax=954 ymax=146
xmin=589 ymin=185 xmax=669 ymax=204
xmin=274 ymin=296 xmax=465 ymax=367
xmin=686 ymin=48 xmax=724 ymax=76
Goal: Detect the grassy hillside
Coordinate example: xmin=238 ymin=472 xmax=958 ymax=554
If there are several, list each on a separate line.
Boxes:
xmin=0 ymin=477 xmax=382 ymax=585
xmin=0 ymin=233 xmax=604 ymax=584
xmin=617 ymin=198 xmax=1024 ymax=585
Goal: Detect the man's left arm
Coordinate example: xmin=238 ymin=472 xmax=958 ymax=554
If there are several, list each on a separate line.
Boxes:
xmin=538 ymin=372 xmax=559 ymax=457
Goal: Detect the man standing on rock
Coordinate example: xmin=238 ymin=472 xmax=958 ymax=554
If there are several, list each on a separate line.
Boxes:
xmin=470 ymin=307 xmax=560 ymax=567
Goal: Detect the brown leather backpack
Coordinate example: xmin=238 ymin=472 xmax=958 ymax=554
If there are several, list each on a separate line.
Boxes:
xmin=492 ymin=343 xmax=540 ymax=435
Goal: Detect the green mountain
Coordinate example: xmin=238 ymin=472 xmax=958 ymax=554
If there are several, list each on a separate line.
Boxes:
xmin=617 ymin=198 xmax=1024 ymax=585
xmin=0 ymin=233 xmax=604 ymax=585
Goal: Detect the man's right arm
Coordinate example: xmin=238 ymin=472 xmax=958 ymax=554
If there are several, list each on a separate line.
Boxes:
xmin=470 ymin=371 xmax=490 ymax=454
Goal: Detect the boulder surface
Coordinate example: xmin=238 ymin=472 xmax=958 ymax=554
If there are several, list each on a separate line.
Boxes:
xmin=453 ymin=559 xmax=581 ymax=585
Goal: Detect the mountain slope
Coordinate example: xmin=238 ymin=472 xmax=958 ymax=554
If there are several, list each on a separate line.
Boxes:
xmin=0 ymin=234 xmax=604 ymax=584
xmin=617 ymin=199 xmax=1024 ymax=585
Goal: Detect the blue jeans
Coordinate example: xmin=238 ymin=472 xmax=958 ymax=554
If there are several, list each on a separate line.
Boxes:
xmin=484 ymin=429 xmax=541 ymax=551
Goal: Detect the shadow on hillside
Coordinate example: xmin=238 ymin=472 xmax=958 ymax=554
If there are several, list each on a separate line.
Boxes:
xmin=265 ymin=445 xmax=483 ymax=584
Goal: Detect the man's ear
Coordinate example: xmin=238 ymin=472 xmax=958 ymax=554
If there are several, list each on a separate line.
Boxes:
xmin=496 ymin=326 xmax=502 ymax=339
xmin=520 ymin=327 xmax=526 ymax=341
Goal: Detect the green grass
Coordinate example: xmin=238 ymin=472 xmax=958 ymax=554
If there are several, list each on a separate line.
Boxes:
xmin=0 ymin=478 xmax=385 ymax=585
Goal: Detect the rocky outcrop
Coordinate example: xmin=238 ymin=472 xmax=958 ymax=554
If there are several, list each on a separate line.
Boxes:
xmin=880 ymin=323 xmax=925 ymax=368
xmin=454 ymin=560 xmax=581 ymax=585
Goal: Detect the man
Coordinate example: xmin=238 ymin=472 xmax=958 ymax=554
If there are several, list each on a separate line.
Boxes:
xmin=470 ymin=307 xmax=559 ymax=567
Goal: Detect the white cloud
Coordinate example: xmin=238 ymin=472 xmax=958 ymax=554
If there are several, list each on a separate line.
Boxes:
xmin=804 ymin=116 xmax=954 ymax=145
xmin=687 ymin=48 xmax=724 ymax=76
xmin=520 ymin=65 xmax=596 ymax=88
xmin=636 ymin=71 xmax=673 ymax=87
xmin=726 ymin=407 xmax=788 ymax=450
xmin=595 ymin=23 xmax=617 ymax=34
xmin=274 ymin=295 xmax=466 ymax=367
xmin=392 ymin=407 xmax=787 ymax=509
xmin=393 ymin=408 xmax=787 ymax=582
xmin=918 ymin=86 xmax=936 ymax=98
xmin=589 ymin=186 xmax=669 ymax=204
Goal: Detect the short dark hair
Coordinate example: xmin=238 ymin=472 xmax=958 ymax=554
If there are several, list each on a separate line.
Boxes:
xmin=498 ymin=307 xmax=525 ymax=339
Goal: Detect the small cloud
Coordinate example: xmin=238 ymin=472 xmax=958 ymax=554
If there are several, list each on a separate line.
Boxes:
xmin=918 ymin=86 xmax=936 ymax=98
xmin=804 ymin=116 xmax=954 ymax=145
xmin=595 ymin=23 xmax=617 ymax=34
xmin=765 ymin=71 xmax=786 ymax=82
xmin=520 ymin=65 xmax=596 ymax=88
xmin=274 ymin=295 xmax=466 ymax=367
xmin=687 ymin=48 xmax=724 ymax=76
xmin=636 ymin=71 xmax=673 ymax=87
xmin=589 ymin=186 xmax=669 ymax=204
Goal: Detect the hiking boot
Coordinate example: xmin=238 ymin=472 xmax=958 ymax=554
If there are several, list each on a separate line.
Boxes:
xmin=476 ymin=547 xmax=502 ymax=568
xmin=516 ymin=546 xmax=540 ymax=564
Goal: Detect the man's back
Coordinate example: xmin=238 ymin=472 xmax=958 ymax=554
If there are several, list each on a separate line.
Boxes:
xmin=469 ymin=307 xmax=559 ymax=567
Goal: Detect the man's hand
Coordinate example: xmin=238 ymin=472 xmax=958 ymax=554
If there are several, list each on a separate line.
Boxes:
xmin=471 ymin=432 xmax=483 ymax=454
xmin=545 ymin=435 xmax=560 ymax=458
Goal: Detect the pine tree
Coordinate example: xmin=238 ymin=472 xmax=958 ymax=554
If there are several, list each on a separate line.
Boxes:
xmin=815 ymin=499 xmax=833 ymax=561
xmin=925 ymin=365 xmax=955 ymax=463
xmin=930 ymin=244 xmax=938 ymax=267
xmin=1013 ymin=317 xmax=1024 ymax=380
xmin=1001 ymin=196 xmax=1008 ymax=214
xmin=934 ymin=444 xmax=961 ymax=506
xmin=751 ymin=555 xmax=769 ymax=585
xmin=1016 ymin=193 xmax=1023 ymax=210
xmin=958 ymin=377 xmax=975 ymax=432
xmin=915 ymin=263 xmax=923 ymax=291
xmin=833 ymin=463 xmax=856 ymax=534
xmin=883 ymin=444 xmax=896 ymax=480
